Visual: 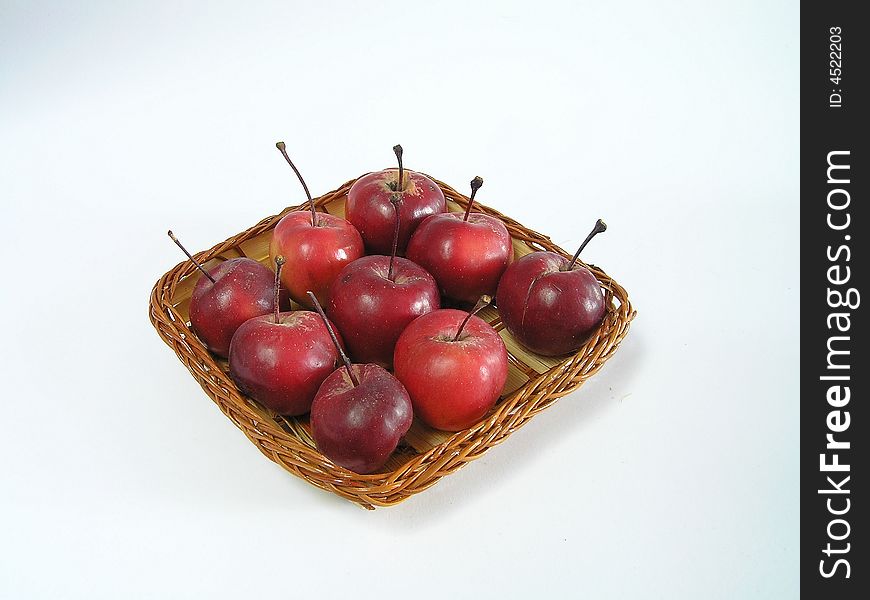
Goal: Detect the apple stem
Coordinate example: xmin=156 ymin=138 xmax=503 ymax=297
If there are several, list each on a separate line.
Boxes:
xmin=452 ymin=295 xmax=492 ymax=342
xmin=387 ymin=193 xmax=401 ymax=281
xmin=566 ymin=219 xmax=607 ymax=271
xmin=167 ymin=230 xmax=216 ymax=283
xmin=306 ymin=291 xmax=359 ymax=387
xmin=463 ymin=176 xmax=484 ymax=222
xmin=273 ymin=256 xmax=285 ymax=324
xmin=393 ymin=144 xmax=404 ymax=191
xmin=276 ymin=141 xmax=317 ymax=227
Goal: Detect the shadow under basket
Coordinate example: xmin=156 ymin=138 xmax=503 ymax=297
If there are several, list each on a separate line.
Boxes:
xmin=149 ymin=175 xmax=636 ymax=509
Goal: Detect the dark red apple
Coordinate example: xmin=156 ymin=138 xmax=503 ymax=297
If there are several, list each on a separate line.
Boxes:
xmin=269 ymin=142 xmax=364 ymax=307
xmin=496 ymin=219 xmax=608 ymax=356
xmin=346 ymin=144 xmax=446 ymax=255
xmin=328 ymin=195 xmax=440 ymax=366
xmin=406 ymin=176 xmax=513 ymax=304
xmin=393 ymin=299 xmax=508 ymax=431
xmin=168 ymin=231 xmax=288 ymax=358
xmin=228 ymin=258 xmax=343 ymax=416
xmin=307 ymin=292 xmax=413 ymax=474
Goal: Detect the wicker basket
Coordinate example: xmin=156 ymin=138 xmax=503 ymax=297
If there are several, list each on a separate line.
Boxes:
xmin=149 ymin=175 xmax=636 ymax=509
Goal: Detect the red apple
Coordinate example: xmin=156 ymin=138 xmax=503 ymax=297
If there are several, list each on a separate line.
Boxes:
xmin=406 ymin=176 xmax=513 ymax=304
xmin=307 ymin=292 xmax=413 ymax=474
xmin=328 ymin=255 xmax=440 ymax=366
xmin=393 ymin=301 xmax=508 ymax=431
xmin=328 ymin=195 xmax=440 ymax=366
xmin=496 ymin=220 xmax=608 ymax=356
xmin=311 ymin=363 xmax=413 ymax=473
xmin=269 ymin=142 xmax=364 ymax=307
xmin=168 ymin=231 xmax=288 ymax=358
xmin=270 ymin=211 xmax=364 ymax=308
xmin=346 ymin=145 xmax=446 ymax=255
xmin=228 ymin=259 xmax=343 ymax=416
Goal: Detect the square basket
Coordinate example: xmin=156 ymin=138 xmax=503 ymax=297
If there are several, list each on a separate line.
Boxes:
xmin=149 ymin=175 xmax=636 ymax=509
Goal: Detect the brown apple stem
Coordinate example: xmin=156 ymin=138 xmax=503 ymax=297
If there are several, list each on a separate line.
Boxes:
xmin=167 ymin=230 xmax=216 ymax=283
xmin=463 ymin=176 xmax=484 ymax=222
xmin=452 ymin=295 xmax=492 ymax=342
xmin=273 ymin=256 xmax=285 ymax=324
xmin=307 ymin=291 xmax=359 ymax=387
xmin=387 ymin=193 xmax=401 ymax=281
xmin=567 ymin=219 xmax=607 ymax=271
xmin=393 ymin=144 xmax=404 ymax=191
xmin=276 ymin=141 xmax=317 ymax=227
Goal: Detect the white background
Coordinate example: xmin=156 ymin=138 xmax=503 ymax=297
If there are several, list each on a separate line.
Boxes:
xmin=0 ymin=1 xmax=799 ymax=598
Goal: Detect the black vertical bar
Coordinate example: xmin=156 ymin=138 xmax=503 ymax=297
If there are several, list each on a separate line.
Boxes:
xmin=802 ymin=2 xmax=867 ymax=596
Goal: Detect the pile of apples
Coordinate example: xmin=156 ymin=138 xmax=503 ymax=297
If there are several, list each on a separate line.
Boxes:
xmin=168 ymin=144 xmax=608 ymax=474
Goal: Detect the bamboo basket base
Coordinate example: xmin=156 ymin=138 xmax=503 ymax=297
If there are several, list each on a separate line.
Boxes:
xmin=149 ymin=176 xmax=635 ymax=509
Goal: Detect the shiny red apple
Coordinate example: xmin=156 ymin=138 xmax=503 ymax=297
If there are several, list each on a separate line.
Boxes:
xmin=307 ymin=292 xmax=413 ymax=474
xmin=346 ymin=144 xmax=446 ymax=255
xmin=496 ymin=220 xmax=608 ymax=356
xmin=269 ymin=142 xmax=364 ymax=307
xmin=228 ymin=258 xmax=343 ymax=416
xmin=393 ymin=300 xmax=508 ymax=431
xmin=168 ymin=231 xmax=288 ymax=358
xmin=406 ymin=176 xmax=513 ymax=304
xmin=328 ymin=195 xmax=440 ymax=366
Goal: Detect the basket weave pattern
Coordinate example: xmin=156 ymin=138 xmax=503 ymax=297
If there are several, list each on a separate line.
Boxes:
xmin=149 ymin=176 xmax=635 ymax=509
